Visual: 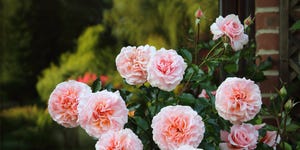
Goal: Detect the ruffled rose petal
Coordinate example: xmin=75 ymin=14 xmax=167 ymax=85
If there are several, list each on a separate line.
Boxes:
xmin=151 ymin=105 xmax=205 ymax=150
xmin=48 ymin=80 xmax=91 ymax=128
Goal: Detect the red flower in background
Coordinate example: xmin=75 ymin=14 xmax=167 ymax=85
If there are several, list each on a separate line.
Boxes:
xmin=100 ymin=75 xmax=109 ymax=86
xmin=77 ymin=72 xmax=109 ymax=86
xmin=77 ymin=72 xmax=97 ymax=85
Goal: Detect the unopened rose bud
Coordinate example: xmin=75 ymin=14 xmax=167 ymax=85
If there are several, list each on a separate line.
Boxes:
xmin=279 ymin=86 xmax=287 ymax=98
xmin=128 ymin=110 xmax=135 ymax=117
xmin=284 ymin=99 xmax=293 ymax=111
xmin=244 ymin=16 xmax=253 ymax=28
xmin=195 ymin=8 xmax=203 ymax=19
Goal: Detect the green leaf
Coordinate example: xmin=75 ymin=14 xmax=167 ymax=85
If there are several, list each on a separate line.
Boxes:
xmin=207 ymin=118 xmax=219 ymax=127
xmin=184 ymin=67 xmax=194 ymax=81
xmin=253 ymin=71 xmax=266 ymax=82
xmin=213 ymin=47 xmax=223 ymax=56
xmin=92 ymin=78 xmax=102 ymax=92
xmin=286 ymin=123 xmax=300 ymax=132
xmin=280 ymin=142 xmax=292 ymax=150
xmin=194 ymin=98 xmax=210 ymax=113
xmin=179 ymin=93 xmax=196 ymax=105
xmin=256 ymin=143 xmax=274 ymax=150
xmin=134 ymin=116 xmax=149 ymax=130
xmin=258 ymin=57 xmax=272 ymax=71
xmin=179 ymin=49 xmax=192 ymax=64
xmin=290 ymin=20 xmax=300 ymax=31
xmin=224 ymin=63 xmax=238 ymax=73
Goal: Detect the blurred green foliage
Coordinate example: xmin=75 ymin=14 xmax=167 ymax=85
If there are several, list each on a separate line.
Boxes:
xmin=36 ymin=25 xmax=119 ymax=101
xmin=0 ymin=105 xmax=97 ymax=150
xmin=0 ymin=0 xmax=33 ymax=102
xmin=104 ymin=0 xmax=218 ymax=48
xmin=0 ymin=0 xmax=108 ymax=104
xmin=0 ymin=105 xmax=57 ymax=149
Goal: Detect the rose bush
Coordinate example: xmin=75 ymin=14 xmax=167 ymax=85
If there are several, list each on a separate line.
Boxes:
xmin=46 ymin=11 xmax=298 ymax=150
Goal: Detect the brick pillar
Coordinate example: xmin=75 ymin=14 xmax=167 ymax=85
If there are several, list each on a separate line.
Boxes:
xmin=255 ymin=0 xmax=280 ymax=100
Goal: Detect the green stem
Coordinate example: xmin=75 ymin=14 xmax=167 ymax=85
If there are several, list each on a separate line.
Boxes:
xmin=154 ymin=89 xmax=160 ymax=115
xmin=180 ymin=71 xmax=194 ymax=95
xmin=199 ymin=40 xmax=223 ymax=67
xmin=279 ymin=97 xmax=286 ymax=150
xmin=195 ymin=23 xmax=200 ymax=64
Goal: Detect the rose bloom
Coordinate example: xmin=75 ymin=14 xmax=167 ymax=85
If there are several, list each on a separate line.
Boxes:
xmin=215 ymin=77 xmax=262 ymax=124
xmin=116 ymin=45 xmax=156 ymax=85
xmin=220 ymin=123 xmax=263 ymax=150
xmin=210 ymin=14 xmax=248 ymax=51
xmin=78 ymin=90 xmax=128 ymax=138
xmin=95 ymin=128 xmax=143 ymax=150
xmin=176 ymin=145 xmax=203 ymax=150
xmin=147 ymin=48 xmax=187 ymax=91
xmin=151 ymin=105 xmax=205 ymax=150
xmin=48 ymin=80 xmax=91 ymax=128
xmin=261 ymin=131 xmax=280 ymax=149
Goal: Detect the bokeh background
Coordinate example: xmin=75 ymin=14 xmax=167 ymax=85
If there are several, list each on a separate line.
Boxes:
xmin=0 ymin=0 xmax=218 ymax=149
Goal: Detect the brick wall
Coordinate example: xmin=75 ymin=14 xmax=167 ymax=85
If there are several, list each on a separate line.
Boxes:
xmin=255 ymin=0 xmax=280 ymax=100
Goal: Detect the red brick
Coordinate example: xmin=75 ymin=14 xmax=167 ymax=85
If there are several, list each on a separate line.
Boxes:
xmin=258 ymin=75 xmax=280 ymax=93
xmin=255 ymin=0 xmax=279 ymax=7
xmin=256 ymin=12 xmax=280 ymax=30
xmin=256 ymin=33 xmax=279 ymax=50
xmin=256 ymin=54 xmax=279 ymax=70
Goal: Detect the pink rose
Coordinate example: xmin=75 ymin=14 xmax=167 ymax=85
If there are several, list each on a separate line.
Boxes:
xmin=151 ymin=105 xmax=205 ymax=150
xmin=220 ymin=123 xmax=263 ymax=150
xmin=116 ymin=45 xmax=156 ymax=85
xmin=147 ymin=48 xmax=187 ymax=91
xmin=48 ymin=80 xmax=91 ymax=128
xmin=210 ymin=14 xmax=248 ymax=51
xmin=198 ymin=89 xmax=216 ymax=99
xmin=95 ymin=128 xmax=143 ymax=150
xmin=215 ymin=77 xmax=262 ymax=124
xmin=261 ymin=131 xmax=280 ymax=148
xmin=78 ymin=90 xmax=128 ymax=138
xmin=176 ymin=145 xmax=203 ymax=150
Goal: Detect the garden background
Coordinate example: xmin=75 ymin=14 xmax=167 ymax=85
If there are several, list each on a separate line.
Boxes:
xmin=0 ymin=0 xmax=300 ymax=150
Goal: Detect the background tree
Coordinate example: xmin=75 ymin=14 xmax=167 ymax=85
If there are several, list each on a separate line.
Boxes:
xmin=104 ymin=0 xmax=218 ymax=49
xmin=0 ymin=0 xmax=109 ymax=106
xmin=36 ymin=24 xmax=119 ymax=101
